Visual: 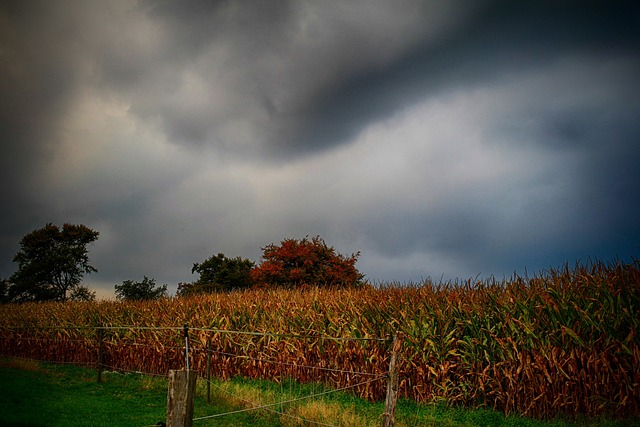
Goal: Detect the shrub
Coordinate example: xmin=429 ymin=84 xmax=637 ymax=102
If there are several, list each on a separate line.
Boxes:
xmin=115 ymin=276 xmax=167 ymax=301
xmin=251 ymin=236 xmax=363 ymax=288
xmin=177 ymin=253 xmax=255 ymax=296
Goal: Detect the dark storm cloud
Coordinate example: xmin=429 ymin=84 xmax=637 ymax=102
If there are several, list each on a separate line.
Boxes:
xmin=0 ymin=1 xmax=90 ymax=273
xmin=1 ymin=0 xmax=639 ymax=296
xmin=314 ymin=25 xmax=640 ymax=279
xmin=82 ymin=0 xmax=478 ymax=157
xmin=90 ymin=1 xmax=299 ymax=150
xmin=296 ymin=0 xmax=640 ymax=156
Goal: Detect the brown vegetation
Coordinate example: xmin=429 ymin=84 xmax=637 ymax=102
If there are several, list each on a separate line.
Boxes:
xmin=0 ymin=259 xmax=638 ymax=420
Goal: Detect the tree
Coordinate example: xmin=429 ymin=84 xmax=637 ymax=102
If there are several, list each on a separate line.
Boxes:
xmin=69 ymin=285 xmax=97 ymax=302
xmin=177 ymin=253 xmax=254 ymax=296
xmin=8 ymin=223 xmax=99 ymax=302
xmin=0 ymin=278 xmax=10 ymax=304
xmin=251 ymin=236 xmax=364 ymax=289
xmin=115 ymin=276 xmax=167 ymax=301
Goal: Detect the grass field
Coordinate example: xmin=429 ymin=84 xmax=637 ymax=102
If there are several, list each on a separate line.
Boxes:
xmin=0 ymin=357 xmax=636 ymax=427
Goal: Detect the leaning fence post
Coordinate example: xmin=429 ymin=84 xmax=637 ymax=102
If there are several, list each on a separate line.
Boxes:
xmin=183 ymin=324 xmax=190 ymax=370
xmin=382 ymin=332 xmax=403 ymax=427
xmin=166 ymin=369 xmax=197 ymax=427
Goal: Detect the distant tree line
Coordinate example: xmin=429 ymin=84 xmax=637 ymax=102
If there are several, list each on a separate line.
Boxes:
xmin=177 ymin=235 xmax=363 ymax=297
xmin=1 ymin=223 xmax=363 ymax=303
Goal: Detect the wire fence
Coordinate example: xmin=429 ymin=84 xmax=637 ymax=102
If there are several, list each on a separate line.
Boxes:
xmin=0 ymin=324 xmax=396 ymax=425
xmin=194 ymin=374 xmax=388 ymax=426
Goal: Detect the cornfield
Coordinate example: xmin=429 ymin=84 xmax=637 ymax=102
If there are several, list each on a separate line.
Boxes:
xmin=0 ymin=258 xmax=638 ymax=420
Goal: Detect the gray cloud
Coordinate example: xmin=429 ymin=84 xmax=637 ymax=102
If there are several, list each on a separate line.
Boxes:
xmin=295 ymin=1 xmax=640 ymax=155
xmin=83 ymin=0 xmax=482 ymax=157
xmin=1 ymin=0 xmax=639 ymax=296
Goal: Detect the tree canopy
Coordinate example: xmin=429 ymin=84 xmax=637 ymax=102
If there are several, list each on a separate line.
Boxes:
xmin=251 ymin=236 xmax=364 ymax=288
xmin=8 ymin=223 xmax=99 ymax=302
xmin=115 ymin=276 xmax=167 ymax=301
xmin=0 ymin=278 xmax=10 ymax=304
xmin=177 ymin=253 xmax=254 ymax=296
xmin=68 ymin=285 xmax=97 ymax=302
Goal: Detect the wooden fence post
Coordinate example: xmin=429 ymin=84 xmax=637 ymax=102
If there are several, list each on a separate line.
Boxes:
xmin=167 ymin=369 xmax=197 ymax=427
xmin=206 ymin=338 xmax=211 ymax=404
xmin=381 ymin=332 xmax=403 ymax=427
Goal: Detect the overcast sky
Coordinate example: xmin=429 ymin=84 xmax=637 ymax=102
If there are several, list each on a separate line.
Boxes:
xmin=1 ymin=0 xmax=639 ymax=298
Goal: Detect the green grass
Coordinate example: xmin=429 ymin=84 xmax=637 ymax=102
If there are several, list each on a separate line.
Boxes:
xmin=0 ymin=358 xmax=268 ymax=427
xmin=0 ymin=357 xmax=636 ymax=427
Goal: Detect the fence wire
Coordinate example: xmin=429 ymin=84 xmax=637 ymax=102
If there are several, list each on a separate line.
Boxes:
xmin=0 ymin=323 xmax=397 ymax=425
xmin=193 ymin=374 xmax=387 ymax=424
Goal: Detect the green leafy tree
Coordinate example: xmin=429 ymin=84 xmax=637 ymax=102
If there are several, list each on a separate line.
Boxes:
xmin=115 ymin=276 xmax=167 ymax=301
xmin=69 ymin=285 xmax=97 ymax=302
xmin=251 ymin=236 xmax=364 ymax=289
xmin=0 ymin=278 xmax=10 ymax=304
xmin=177 ymin=253 xmax=255 ymax=296
xmin=8 ymin=223 xmax=99 ymax=302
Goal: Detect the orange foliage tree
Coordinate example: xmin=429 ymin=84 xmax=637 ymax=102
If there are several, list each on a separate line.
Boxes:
xmin=251 ymin=236 xmax=364 ymax=288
